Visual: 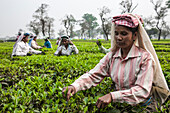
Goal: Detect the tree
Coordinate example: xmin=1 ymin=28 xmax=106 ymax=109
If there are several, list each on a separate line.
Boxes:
xmin=150 ymin=0 xmax=168 ymax=40
xmin=46 ymin=17 xmax=55 ymax=38
xmin=58 ymin=29 xmax=65 ymax=37
xmin=143 ymin=16 xmax=155 ymax=29
xmin=27 ymin=4 xmax=55 ymax=37
xmin=35 ymin=4 xmax=49 ymax=36
xmin=166 ymin=0 xmax=170 ymax=8
xmin=146 ymin=28 xmax=158 ymax=39
xmin=74 ymin=30 xmax=81 ymax=39
xmin=78 ymin=20 xmax=87 ymax=38
xmin=27 ymin=20 xmax=41 ymax=36
xmin=69 ymin=24 xmax=75 ymax=38
xmin=143 ymin=16 xmax=159 ymax=39
xmin=94 ymin=27 xmax=104 ymax=39
xmin=98 ymin=6 xmax=112 ymax=40
xmin=119 ymin=0 xmax=138 ymax=14
xmin=82 ymin=13 xmax=99 ymax=39
xmin=162 ymin=23 xmax=170 ymax=39
xmin=61 ymin=15 xmax=76 ymax=37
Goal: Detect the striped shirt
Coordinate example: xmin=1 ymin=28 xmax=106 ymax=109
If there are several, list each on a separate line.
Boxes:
xmin=71 ymin=44 xmax=154 ymax=105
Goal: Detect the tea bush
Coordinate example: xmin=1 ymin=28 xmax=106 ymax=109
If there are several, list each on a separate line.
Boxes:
xmin=0 ymin=40 xmax=169 ymax=112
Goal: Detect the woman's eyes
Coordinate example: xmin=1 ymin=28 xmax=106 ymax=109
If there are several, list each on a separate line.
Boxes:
xmin=115 ymin=31 xmax=128 ymax=36
xmin=115 ymin=32 xmax=118 ymax=35
xmin=121 ymin=32 xmax=128 ymax=36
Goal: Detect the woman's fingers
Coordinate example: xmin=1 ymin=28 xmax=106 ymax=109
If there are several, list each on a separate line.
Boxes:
xmin=71 ymin=89 xmax=75 ymax=95
xmin=96 ymin=100 xmax=102 ymax=108
xmin=101 ymin=103 xmax=105 ymax=109
xmin=96 ymin=93 xmax=112 ymax=109
xmin=96 ymin=99 xmax=99 ymax=106
xmin=62 ymin=86 xmax=76 ymax=101
xmin=66 ymin=89 xmax=71 ymax=101
xmin=96 ymin=100 xmax=108 ymax=109
xmin=62 ymin=87 xmax=66 ymax=97
xmin=102 ymin=103 xmax=109 ymax=109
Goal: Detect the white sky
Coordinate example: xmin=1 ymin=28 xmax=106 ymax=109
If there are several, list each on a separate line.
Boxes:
xmin=0 ymin=0 xmax=169 ymax=37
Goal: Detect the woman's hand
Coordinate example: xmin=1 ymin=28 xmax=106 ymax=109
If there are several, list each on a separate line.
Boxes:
xmin=62 ymin=86 xmax=76 ymax=101
xmin=58 ymin=49 xmax=62 ymax=56
xmin=68 ymin=40 xmax=73 ymax=45
xmin=96 ymin=93 xmax=112 ymax=109
xmin=96 ymin=40 xmax=102 ymax=47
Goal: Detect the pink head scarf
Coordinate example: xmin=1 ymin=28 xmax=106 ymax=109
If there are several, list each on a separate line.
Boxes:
xmin=112 ymin=13 xmax=143 ymax=28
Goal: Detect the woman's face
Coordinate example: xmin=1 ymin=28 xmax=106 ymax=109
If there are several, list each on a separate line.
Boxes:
xmin=61 ymin=39 xmax=69 ymax=46
xmin=114 ymin=25 xmax=136 ymax=49
xmin=34 ymin=37 xmax=37 ymax=41
xmin=23 ymin=36 xmax=29 ymax=42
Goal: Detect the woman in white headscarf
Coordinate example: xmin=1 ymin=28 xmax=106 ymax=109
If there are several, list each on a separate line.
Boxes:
xmin=54 ymin=36 xmax=79 ymax=56
xmin=12 ymin=33 xmax=42 ymax=57
xmin=62 ymin=14 xmax=169 ymax=112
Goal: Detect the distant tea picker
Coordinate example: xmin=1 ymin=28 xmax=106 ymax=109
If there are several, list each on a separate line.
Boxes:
xmin=43 ymin=36 xmax=52 ymax=48
xmin=11 ymin=33 xmax=45 ymax=57
xmin=96 ymin=40 xmax=111 ymax=54
xmin=31 ymin=36 xmax=43 ymax=49
xmin=54 ymin=36 xmax=79 ymax=56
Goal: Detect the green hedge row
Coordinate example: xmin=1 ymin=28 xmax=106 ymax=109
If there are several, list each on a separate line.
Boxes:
xmin=0 ymin=40 xmax=169 ymax=112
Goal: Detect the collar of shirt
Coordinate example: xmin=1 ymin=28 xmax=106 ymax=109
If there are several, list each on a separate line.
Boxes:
xmin=113 ymin=44 xmax=141 ymax=60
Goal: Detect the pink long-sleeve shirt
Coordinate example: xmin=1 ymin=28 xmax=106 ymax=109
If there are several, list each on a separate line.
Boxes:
xmin=71 ymin=44 xmax=154 ymax=105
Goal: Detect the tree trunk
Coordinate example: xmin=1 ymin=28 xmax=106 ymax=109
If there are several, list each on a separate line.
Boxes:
xmin=105 ymin=34 xmax=108 ymax=40
xmin=48 ymin=24 xmax=51 ymax=38
xmin=158 ymin=29 xmax=161 ymax=41
xmin=103 ymin=27 xmax=108 ymax=40
xmin=88 ymin=30 xmax=91 ymax=39
xmin=48 ymin=30 xmax=50 ymax=38
xmin=66 ymin=27 xmax=69 ymax=36
xmin=41 ymin=19 xmax=45 ymax=36
xmin=163 ymin=35 xmax=167 ymax=39
xmin=101 ymin=17 xmax=109 ymax=41
xmin=103 ymin=24 xmax=108 ymax=40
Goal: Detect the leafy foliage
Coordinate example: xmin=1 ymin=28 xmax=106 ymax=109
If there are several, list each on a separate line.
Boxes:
xmin=0 ymin=40 xmax=169 ymax=112
xmin=82 ymin=13 xmax=99 ymax=39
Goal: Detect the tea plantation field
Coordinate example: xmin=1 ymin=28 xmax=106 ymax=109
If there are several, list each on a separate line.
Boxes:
xmin=0 ymin=39 xmax=169 ymax=112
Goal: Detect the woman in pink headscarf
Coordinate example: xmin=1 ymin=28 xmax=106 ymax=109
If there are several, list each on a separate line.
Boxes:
xmin=62 ymin=14 xmax=169 ymax=112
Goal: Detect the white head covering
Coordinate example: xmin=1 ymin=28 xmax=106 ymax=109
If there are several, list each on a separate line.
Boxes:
xmin=111 ymin=13 xmax=169 ymax=103
xmin=11 ymin=33 xmax=30 ymax=57
xmin=11 ymin=34 xmax=24 ymax=57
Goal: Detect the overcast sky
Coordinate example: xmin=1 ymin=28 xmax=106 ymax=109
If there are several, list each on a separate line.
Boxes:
xmin=0 ymin=0 xmax=169 ymax=38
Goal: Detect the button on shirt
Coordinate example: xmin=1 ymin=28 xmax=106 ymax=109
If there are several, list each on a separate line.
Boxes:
xmin=71 ymin=44 xmax=154 ymax=105
xmin=54 ymin=45 xmax=79 ymax=56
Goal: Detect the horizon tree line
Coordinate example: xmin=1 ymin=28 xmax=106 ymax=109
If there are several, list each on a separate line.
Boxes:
xmin=26 ymin=0 xmax=170 ymax=40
